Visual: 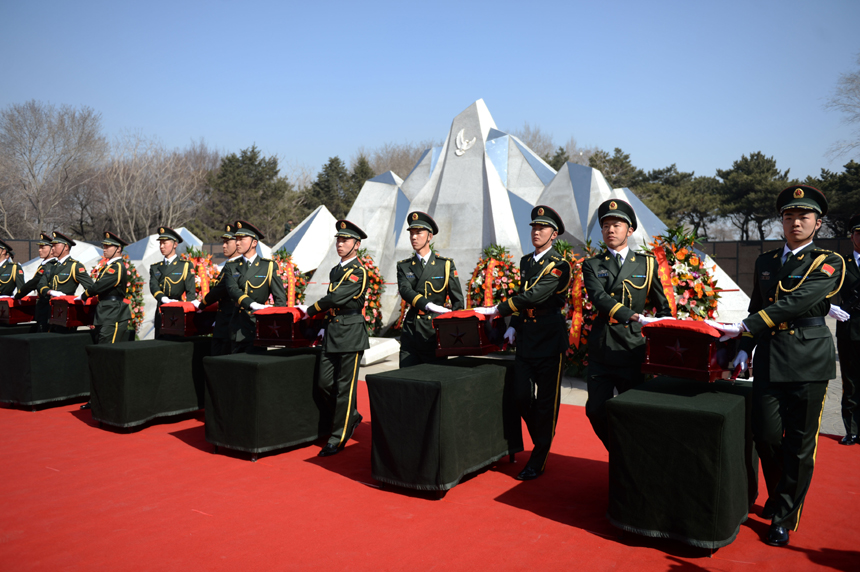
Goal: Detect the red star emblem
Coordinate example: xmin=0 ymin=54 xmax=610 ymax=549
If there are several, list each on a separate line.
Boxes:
xmin=449 ymin=326 xmax=466 ymax=345
xmin=666 ymin=339 xmax=687 ymax=362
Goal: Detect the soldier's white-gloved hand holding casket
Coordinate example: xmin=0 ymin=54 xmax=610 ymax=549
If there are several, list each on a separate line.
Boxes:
xmin=294 ymin=304 xmax=309 ymax=319
xmin=425 ymin=302 xmax=450 ymax=314
xmin=731 ymin=350 xmax=750 ymax=373
xmin=504 ymin=326 xmax=516 ymax=345
xmin=705 ymin=320 xmax=746 ymax=341
xmin=474 ymin=306 xmax=499 ymax=317
xmin=48 ymin=290 xmax=64 ymax=298
xmin=829 ymin=304 xmax=850 ymax=322
xmin=638 ymin=316 xmax=671 ymax=326
xmin=190 ymin=300 xmax=201 ymax=310
xmin=249 ymin=302 xmax=266 ymax=311
xmin=160 ymin=296 xmax=176 ymax=304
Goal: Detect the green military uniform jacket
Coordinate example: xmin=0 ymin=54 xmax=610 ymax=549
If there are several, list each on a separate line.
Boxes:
xmin=199 ymin=257 xmax=242 ymax=338
xmin=16 ymin=259 xmax=57 ymax=325
xmin=836 ymin=252 xmax=860 ymax=342
xmin=149 ymin=256 xmax=196 ymax=304
xmin=224 ymin=255 xmax=287 ymax=339
xmin=497 ymin=250 xmax=571 ymax=358
xmin=740 ymin=243 xmax=844 ymax=381
xmin=396 ymin=251 xmax=465 ymax=344
xmin=81 ymin=258 xmax=132 ymax=326
xmin=0 ymin=259 xmax=25 ymax=296
xmin=582 ymin=250 xmax=671 ymax=367
xmin=307 ymin=258 xmax=370 ymax=354
xmin=37 ymin=257 xmax=93 ymax=296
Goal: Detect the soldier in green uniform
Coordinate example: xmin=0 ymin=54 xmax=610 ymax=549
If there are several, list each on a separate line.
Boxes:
xmin=82 ymin=231 xmax=132 ymax=344
xmin=0 ymin=239 xmax=24 ymax=297
xmin=581 ymin=199 xmax=672 ymax=450
xmin=14 ymin=232 xmax=57 ymax=332
xmin=476 ymin=206 xmax=571 ymax=480
xmin=37 ymin=231 xmax=94 ymax=333
xmin=299 ymin=220 xmax=370 ymax=457
xmin=197 ymin=224 xmax=242 ymax=356
xmin=149 ymin=227 xmax=197 ymax=339
xmin=715 ymin=185 xmax=844 ymax=547
xmin=831 ymin=214 xmax=860 ymax=445
xmin=223 ymin=220 xmax=286 ymax=354
xmin=396 ymin=211 xmax=465 ymax=367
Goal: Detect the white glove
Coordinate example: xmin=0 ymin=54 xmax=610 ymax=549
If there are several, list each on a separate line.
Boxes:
xmin=474 ymin=306 xmax=499 ymax=316
xmin=317 ymin=328 xmax=325 ymax=339
xmin=49 ymin=290 xmax=64 ymax=298
xmin=0 ymin=295 xmax=12 ymax=299
xmin=249 ymin=302 xmax=266 ymax=311
xmin=706 ymin=320 xmax=746 ymax=341
xmin=504 ymin=326 xmax=516 ymax=345
xmin=160 ymin=296 xmax=176 ymax=304
xmin=731 ymin=350 xmax=749 ymax=373
xmin=74 ymin=296 xmax=82 ymax=302
xmin=829 ymin=304 xmax=850 ymax=322
xmin=425 ymin=302 xmax=451 ymax=314
xmin=638 ymin=316 xmax=671 ymax=325
xmin=190 ymin=300 xmax=201 ymax=309
xmin=295 ymin=304 xmax=309 ymax=316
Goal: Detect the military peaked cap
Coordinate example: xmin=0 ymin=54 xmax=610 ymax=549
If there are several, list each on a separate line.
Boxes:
xmin=37 ymin=232 xmax=52 ymax=246
xmin=334 ymin=220 xmax=367 ymax=240
xmin=530 ymin=205 xmax=565 ymax=235
xmin=598 ymin=199 xmax=637 ymax=231
xmin=234 ymin=220 xmax=265 ymax=241
xmin=221 ymin=223 xmax=236 ymax=239
xmin=0 ymin=238 xmax=12 ymax=252
xmin=157 ymin=226 xmax=183 ymax=244
xmin=407 ymin=211 xmax=439 ymax=234
xmin=102 ymin=231 xmax=128 ymax=248
xmin=777 ymin=184 xmax=828 ymax=216
xmin=848 ymin=213 xmax=860 ymax=234
xmin=51 ymin=231 xmax=76 ymax=248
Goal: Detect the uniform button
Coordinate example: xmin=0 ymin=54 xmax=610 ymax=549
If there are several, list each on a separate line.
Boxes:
xmin=772 ymin=332 xmax=776 ymax=336
xmin=768 ymin=297 xmax=773 ymax=302
xmin=624 ymin=325 xmax=628 ymax=328
xmin=789 ymin=330 xmax=795 ymax=335
xmin=611 ymin=293 xmax=615 ymax=297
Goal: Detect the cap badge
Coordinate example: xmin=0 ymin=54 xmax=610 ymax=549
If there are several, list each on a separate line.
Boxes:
xmin=411 ymin=213 xmax=418 ymax=221
xmin=340 ymin=222 xmax=346 ymax=229
xmin=237 ymin=222 xmax=242 ymax=228
xmin=537 ymin=207 xmax=545 ymax=216
xmin=609 ymin=201 xmax=618 ymax=210
xmin=53 ymin=232 xmax=57 ymax=238
xmin=105 ymin=232 xmax=110 ymax=238
xmin=793 ymin=188 xmax=804 ymax=199
xmin=159 ymin=227 xmax=164 ymax=234
xmin=226 ymin=225 xmax=232 ymax=232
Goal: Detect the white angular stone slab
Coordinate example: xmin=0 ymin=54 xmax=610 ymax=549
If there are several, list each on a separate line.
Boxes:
xmin=270 ymin=205 xmax=337 ymax=274
xmin=360 ymin=336 xmax=401 ymax=366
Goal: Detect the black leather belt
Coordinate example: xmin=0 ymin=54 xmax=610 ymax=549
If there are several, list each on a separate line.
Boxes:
xmin=99 ymin=296 xmax=124 ymax=301
xmin=524 ymin=308 xmax=560 ymax=318
xmin=331 ymin=309 xmax=361 ymax=316
xmin=778 ymin=316 xmax=826 ymax=330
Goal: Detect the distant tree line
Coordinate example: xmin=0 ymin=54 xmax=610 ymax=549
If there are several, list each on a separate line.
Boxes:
xmin=1 ymin=99 xmax=858 ymax=248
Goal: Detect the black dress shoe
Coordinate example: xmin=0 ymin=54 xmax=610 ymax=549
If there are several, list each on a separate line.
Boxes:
xmin=840 ymin=434 xmax=857 ymax=445
xmin=515 ymin=466 xmax=543 ymax=481
xmin=343 ymin=413 xmax=363 ymax=443
xmin=765 ymin=524 xmax=789 ymax=547
xmin=318 ymin=443 xmax=339 ymax=457
xmin=79 ymin=402 xmax=91 ymax=410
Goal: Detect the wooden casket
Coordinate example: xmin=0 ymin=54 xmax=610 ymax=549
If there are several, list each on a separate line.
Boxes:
xmin=160 ymin=301 xmax=218 ymax=337
xmin=0 ymin=296 xmax=37 ymax=325
xmin=641 ymin=319 xmax=743 ymax=383
xmin=433 ymin=309 xmax=506 ymax=357
xmin=254 ymin=307 xmax=324 ymax=348
xmin=49 ymin=296 xmax=97 ymax=328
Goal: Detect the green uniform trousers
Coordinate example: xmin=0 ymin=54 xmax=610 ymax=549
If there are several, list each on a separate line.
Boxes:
xmin=514 ymin=353 xmax=564 ymax=472
xmin=837 ymin=336 xmax=860 ymax=436
xmin=94 ymin=321 xmax=130 ymax=345
xmin=752 ymin=376 xmax=827 ymax=530
xmin=585 ymin=360 xmax=644 ymax=450
xmin=319 ymin=351 xmax=363 ymax=448
xmin=399 ymin=327 xmax=447 ymax=368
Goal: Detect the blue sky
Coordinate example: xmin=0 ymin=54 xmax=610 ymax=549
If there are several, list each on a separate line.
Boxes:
xmin=2 ymin=0 xmax=858 ymax=181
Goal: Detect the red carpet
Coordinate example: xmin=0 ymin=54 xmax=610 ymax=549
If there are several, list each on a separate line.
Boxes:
xmin=2 ymin=382 xmax=858 ymax=572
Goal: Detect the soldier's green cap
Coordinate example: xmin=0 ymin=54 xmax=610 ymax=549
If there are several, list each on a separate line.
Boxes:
xmin=37 ymin=232 xmax=52 ymax=246
xmin=530 ymin=205 xmax=565 ymax=235
xmin=157 ymin=226 xmax=183 ymax=244
xmin=777 ymin=184 xmax=828 ymax=216
xmin=51 ymin=231 xmax=76 ymax=248
xmin=407 ymin=211 xmax=438 ymax=234
xmin=0 ymin=238 xmax=12 ymax=252
xmin=334 ymin=219 xmax=367 ymax=240
xmin=848 ymin=213 xmax=860 ymax=233
xmin=597 ymin=199 xmax=637 ymax=231
xmin=101 ymin=231 xmax=128 ymax=248
xmin=221 ymin=223 xmax=236 ymax=240
xmin=233 ymin=220 xmax=265 ymax=241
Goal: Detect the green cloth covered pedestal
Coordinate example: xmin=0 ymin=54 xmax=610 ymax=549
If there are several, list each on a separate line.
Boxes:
xmin=0 ymin=324 xmax=35 ymax=336
xmin=203 ymin=351 xmax=325 ymax=455
xmin=0 ymin=332 xmax=91 ymax=406
xmin=86 ymin=340 xmax=206 ymax=428
xmin=366 ymin=364 xmax=524 ymax=491
xmin=606 ymin=377 xmax=757 ymax=549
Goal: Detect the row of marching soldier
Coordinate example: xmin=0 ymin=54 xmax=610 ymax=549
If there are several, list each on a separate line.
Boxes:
xmin=1 ymin=182 xmax=857 ymax=548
